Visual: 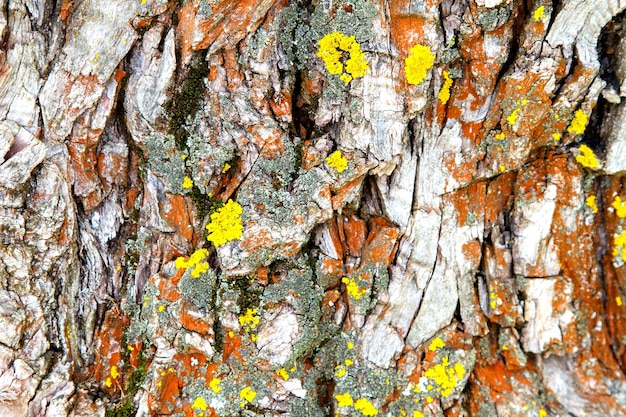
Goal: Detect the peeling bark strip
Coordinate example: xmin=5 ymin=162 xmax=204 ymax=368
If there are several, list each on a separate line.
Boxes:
xmin=3 ymin=0 xmax=626 ymax=415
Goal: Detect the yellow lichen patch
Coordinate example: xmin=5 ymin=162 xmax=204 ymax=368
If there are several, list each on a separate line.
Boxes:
xmin=422 ymin=355 xmax=467 ymax=398
xmin=191 ymin=261 xmax=209 ymax=278
xmin=192 ymin=396 xmax=207 ymax=412
xmin=354 ymin=398 xmax=378 ymax=416
xmin=490 ymin=291 xmax=498 ymax=309
xmin=182 ymin=176 xmax=193 ymax=189
xmin=335 ymin=392 xmax=354 ymax=407
xmin=239 ymin=387 xmax=257 ymax=405
xmin=347 ymin=341 xmax=355 ymax=350
xmin=157 ymin=305 xmax=166 ymax=313
xmin=506 ymin=107 xmax=521 ymax=126
xmin=613 ymin=230 xmax=626 ymax=262
xmin=238 ymin=308 xmax=260 ymax=332
xmin=575 ymin=145 xmax=600 ymax=169
xmin=612 ymin=196 xmax=626 ymax=218
xmin=617 ymin=296 xmax=623 ymax=307
xmin=317 ymin=32 xmax=370 ymax=83
xmin=539 ymin=409 xmax=547 ymax=417
xmin=413 ymin=412 xmax=424 ymax=417
xmin=105 ymin=377 xmax=112 ymax=387
xmin=345 ymin=359 xmax=354 ymax=366
xmin=494 ymin=132 xmax=506 ymax=140
xmin=405 ymin=44 xmax=435 ymax=85
xmin=586 ymin=195 xmax=598 ymax=213
xmin=534 ymin=5 xmax=546 ymax=21
xmin=206 ymin=199 xmax=244 ymax=247
xmin=335 ymin=365 xmax=347 ymax=378
xmin=326 ymin=150 xmax=348 ymax=173
xmin=110 ymin=365 xmax=119 ymax=379
xmin=222 ymin=163 xmax=231 ymax=173
xmin=552 ymin=132 xmax=561 ymax=141
xmin=428 ymin=337 xmax=445 ymax=351
xmin=342 ymin=277 xmax=367 ymax=299
xmin=438 ymin=70 xmax=453 ymax=104
xmin=567 ymin=109 xmax=588 ymax=135
xmin=175 ymin=248 xmax=210 ymax=278
xmin=277 ymin=368 xmax=289 ymax=381
xmin=209 ymin=377 xmax=222 ymax=393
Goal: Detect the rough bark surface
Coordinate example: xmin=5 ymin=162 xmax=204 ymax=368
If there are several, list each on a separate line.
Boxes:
xmin=3 ymin=0 xmax=626 ymax=416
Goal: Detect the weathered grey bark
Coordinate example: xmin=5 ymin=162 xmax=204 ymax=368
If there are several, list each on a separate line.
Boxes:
xmin=3 ymin=0 xmax=626 ymax=416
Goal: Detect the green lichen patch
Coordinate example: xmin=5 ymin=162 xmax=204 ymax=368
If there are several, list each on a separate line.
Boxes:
xmin=180 ymin=268 xmax=218 ymax=309
xmin=143 ymin=133 xmax=188 ymax=194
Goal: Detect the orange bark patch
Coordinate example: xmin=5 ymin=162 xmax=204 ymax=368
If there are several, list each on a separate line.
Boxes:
xmin=331 ymin=176 xmax=364 ymax=210
xmin=361 ymin=218 xmax=401 ymax=266
xmin=223 ymin=333 xmax=243 ymax=363
xmin=342 ymin=213 xmax=367 ymax=258
xmin=180 ymin=308 xmax=212 ymax=336
xmin=159 ymin=193 xmax=195 ymax=242
xmin=158 ymin=279 xmax=182 ymax=302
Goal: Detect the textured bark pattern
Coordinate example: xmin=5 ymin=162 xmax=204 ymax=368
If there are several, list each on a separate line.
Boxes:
xmin=3 ymin=0 xmax=626 ymax=416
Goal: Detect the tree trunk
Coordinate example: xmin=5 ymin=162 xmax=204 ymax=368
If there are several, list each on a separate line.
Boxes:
xmin=2 ymin=0 xmax=626 ymax=416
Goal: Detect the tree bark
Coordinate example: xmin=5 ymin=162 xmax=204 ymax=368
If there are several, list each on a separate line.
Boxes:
xmin=2 ymin=0 xmax=626 ymax=416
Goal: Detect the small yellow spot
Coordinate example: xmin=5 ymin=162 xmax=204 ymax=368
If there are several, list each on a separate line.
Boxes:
xmin=612 ymin=196 xmax=626 ymax=218
xmin=499 ymin=165 xmax=506 ymax=173
xmin=290 ymin=366 xmax=297 ymax=372
xmin=277 ymin=368 xmax=289 ymax=381
xmin=182 ymin=176 xmax=193 ymax=189
xmin=181 ymin=154 xmax=187 ymax=160
xmin=575 ymin=144 xmax=600 ymax=169
xmin=354 ymin=398 xmax=378 ymax=416
xmin=568 ymin=109 xmax=588 ymax=135
xmin=586 ymin=195 xmax=598 ymax=213
xmin=157 ymin=305 xmax=165 ymax=312
xmin=438 ymin=70 xmax=453 ymax=104
xmin=552 ymin=132 xmax=561 ymax=141
xmin=335 ymin=392 xmax=354 ymax=407
xmin=326 ymin=150 xmax=348 ymax=173
xmin=539 ymin=409 xmax=547 ymax=417
xmin=105 ymin=377 xmax=112 ymax=388
xmin=116 ymin=265 xmax=121 ymax=271
xmin=111 ymin=366 xmax=119 ymax=379
xmin=127 ymin=345 xmax=134 ymax=351
xmin=228 ymin=331 xmax=234 ymax=338
xmin=413 ymin=412 xmax=423 ymax=417
xmin=426 ymin=396 xmax=433 ymax=403
xmin=345 ymin=359 xmax=354 ymax=366
xmin=521 ymin=99 xmax=528 ymax=105
xmin=335 ymin=365 xmax=347 ymax=378
xmin=251 ymin=333 xmax=259 ymax=341
xmin=157 ymin=380 xmax=162 ymax=387
xmin=347 ymin=341 xmax=355 ymax=350
xmin=494 ymin=132 xmax=506 ymax=140
xmin=534 ymin=5 xmax=546 ymax=21
xmin=405 ymin=44 xmax=435 ymax=86
xmin=209 ymin=377 xmax=222 ymax=393
xmin=141 ymin=0 xmax=146 ymax=4
xmin=192 ymin=396 xmax=207 ymax=412
xmin=222 ymin=163 xmax=231 ymax=173
xmin=501 ymin=344 xmax=508 ymax=350
xmin=239 ymin=387 xmax=257 ymax=404
xmin=617 ymin=296 xmax=623 ymax=307
xmin=428 ymin=337 xmax=445 ymax=351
